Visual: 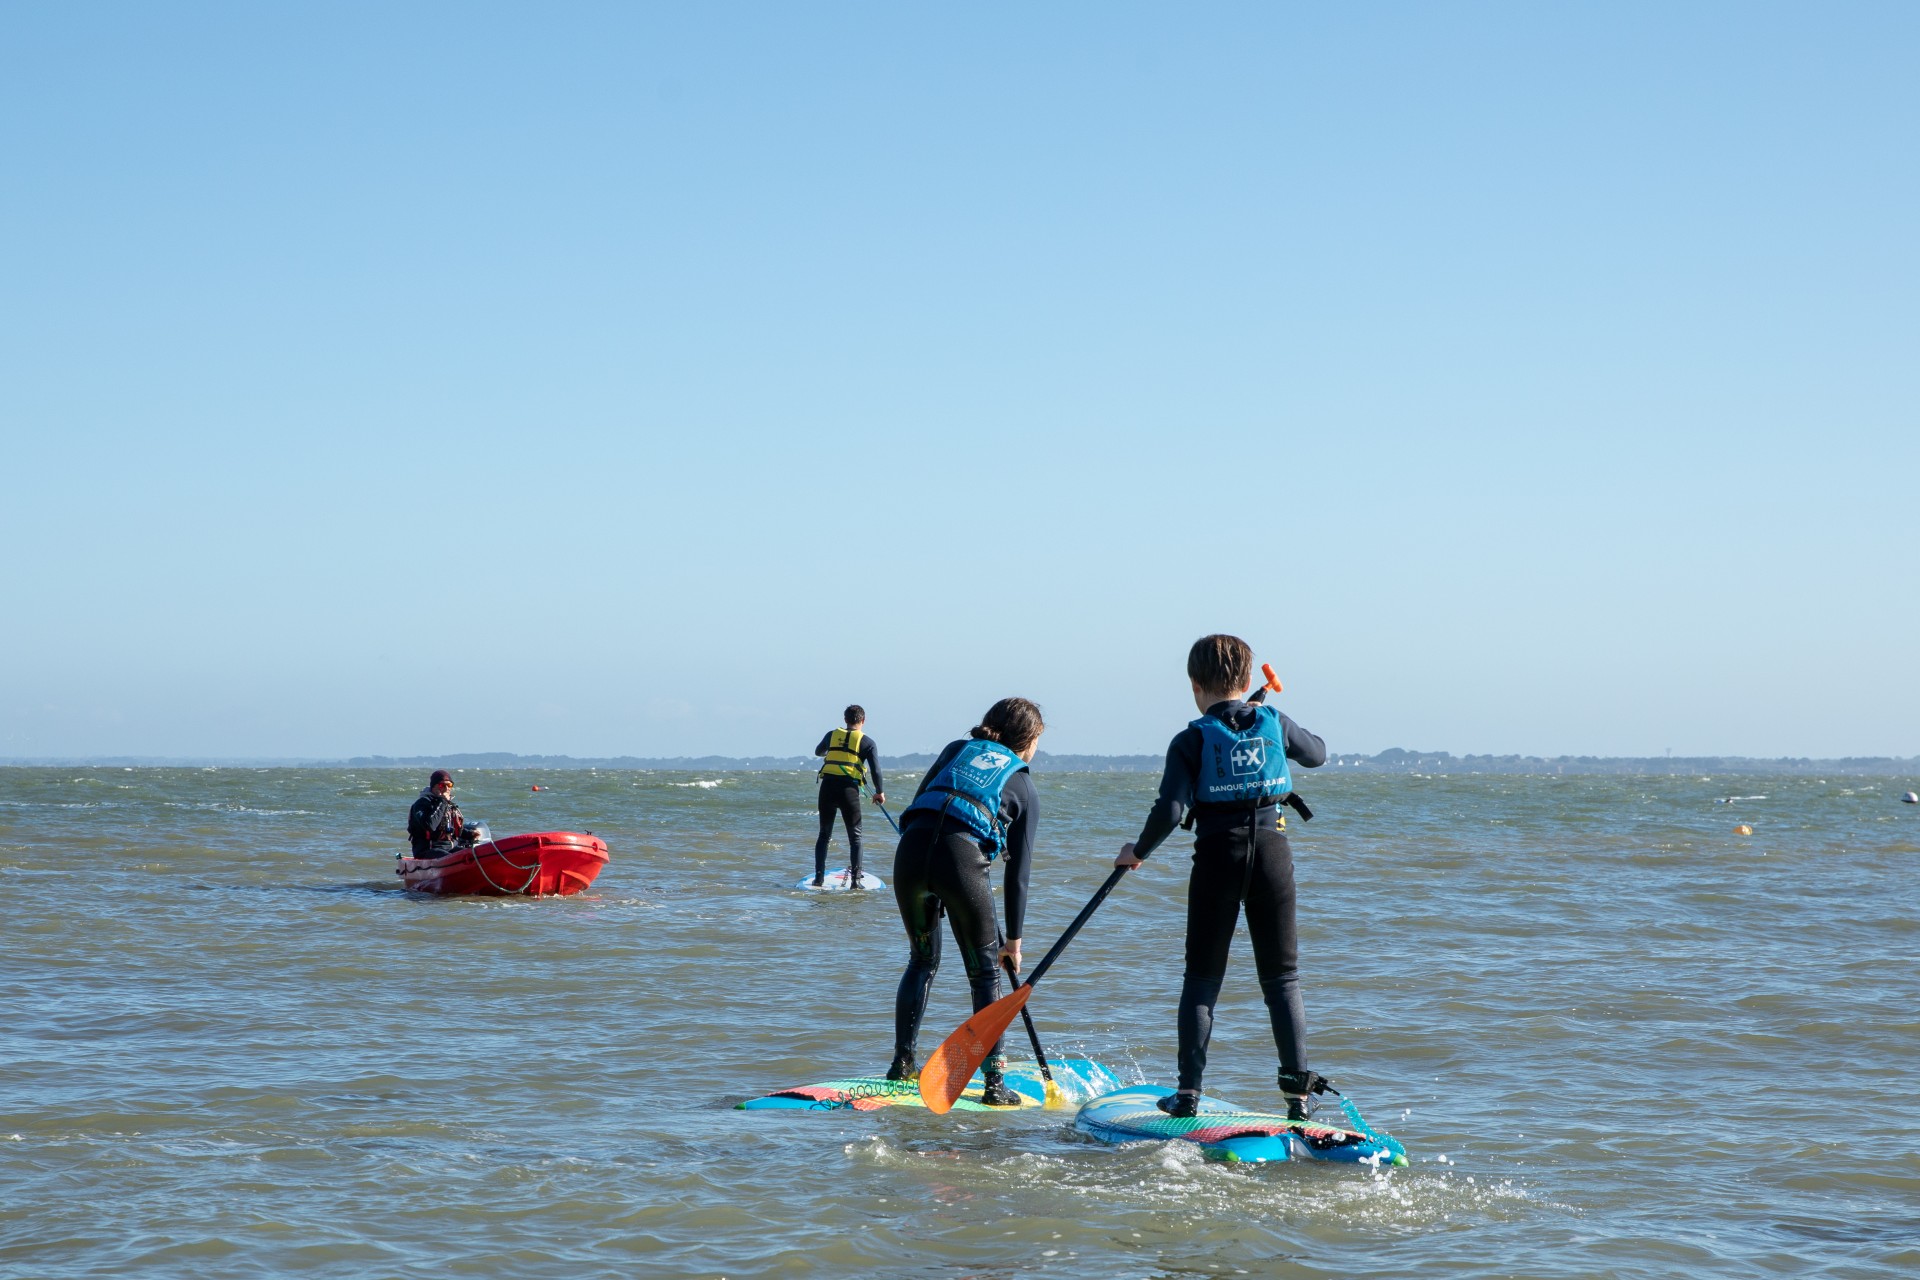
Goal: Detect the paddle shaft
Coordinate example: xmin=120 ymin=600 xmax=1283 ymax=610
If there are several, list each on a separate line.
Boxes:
xmin=1002 ymin=957 xmax=1055 ymax=1086
xmin=1022 ymin=865 xmax=1130 ymax=990
xmin=869 ymin=791 xmax=902 ymax=834
xmin=1015 ymin=669 xmax=1270 ymax=979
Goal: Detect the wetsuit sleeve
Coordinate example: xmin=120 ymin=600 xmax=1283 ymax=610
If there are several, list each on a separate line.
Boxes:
xmin=999 ymin=771 xmax=1038 ymax=940
xmin=1279 ymin=712 xmax=1327 ymax=768
xmin=814 ymin=731 xmax=833 ymax=757
xmin=1132 ymin=728 xmax=1200 ymax=861
xmin=862 ymin=738 xmax=884 ymax=794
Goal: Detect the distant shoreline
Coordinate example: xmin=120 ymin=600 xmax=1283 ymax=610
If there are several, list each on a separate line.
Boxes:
xmin=4 ymin=749 xmax=1915 ymax=776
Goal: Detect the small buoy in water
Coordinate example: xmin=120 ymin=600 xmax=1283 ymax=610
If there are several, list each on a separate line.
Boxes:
xmin=531 ymin=785 xmax=544 ymax=792
xmin=1903 ymin=791 xmax=1919 ymax=804
xmin=1734 ymin=824 xmax=1753 ymax=836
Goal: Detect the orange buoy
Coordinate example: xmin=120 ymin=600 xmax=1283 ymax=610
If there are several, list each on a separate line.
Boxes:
xmin=531 ymin=785 xmax=543 ymax=792
xmin=1734 ymin=824 xmax=1753 ymax=836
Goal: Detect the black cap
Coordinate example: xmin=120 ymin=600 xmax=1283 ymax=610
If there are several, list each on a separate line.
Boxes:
xmin=430 ymin=769 xmax=453 ymax=787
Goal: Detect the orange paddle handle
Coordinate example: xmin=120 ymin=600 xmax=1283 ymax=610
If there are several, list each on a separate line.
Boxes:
xmin=1262 ymin=663 xmax=1283 ymax=694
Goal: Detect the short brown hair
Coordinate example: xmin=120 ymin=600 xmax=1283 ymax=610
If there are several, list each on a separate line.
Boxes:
xmin=844 ymin=705 xmax=865 ymax=726
xmin=1187 ymin=634 xmax=1253 ymax=696
xmin=970 ymin=697 xmax=1045 ymax=754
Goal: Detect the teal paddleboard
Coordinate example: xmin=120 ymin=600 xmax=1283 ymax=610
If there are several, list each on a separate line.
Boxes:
xmin=1075 ymin=1084 xmax=1407 ymax=1166
xmin=740 ymin=1057 xmax=1123 ymax=1112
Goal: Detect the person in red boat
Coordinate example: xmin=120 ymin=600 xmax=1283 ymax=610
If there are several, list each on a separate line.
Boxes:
xmin=406 ymin=769 xmax=475 ymax=858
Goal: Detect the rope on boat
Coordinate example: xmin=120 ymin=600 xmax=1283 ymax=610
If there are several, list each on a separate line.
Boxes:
xmin=464 ymin=837 xmax=543 ymax=895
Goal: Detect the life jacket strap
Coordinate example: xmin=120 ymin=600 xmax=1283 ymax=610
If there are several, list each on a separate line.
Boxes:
xmin=928 ymin=788 xmax=1005 ymax=859
xmin=1183 ymin=791 xmax=1312 ymax=828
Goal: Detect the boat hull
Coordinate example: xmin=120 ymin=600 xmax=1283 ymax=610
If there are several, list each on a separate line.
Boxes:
xmin=397 ymin=831 xmax=609 ymax=897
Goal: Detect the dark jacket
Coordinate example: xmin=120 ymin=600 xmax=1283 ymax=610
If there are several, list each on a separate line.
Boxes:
xmin=407 ymin=788 xmax=465 ymax=857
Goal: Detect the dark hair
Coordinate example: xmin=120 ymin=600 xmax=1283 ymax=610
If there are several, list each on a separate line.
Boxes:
xmin=844 ymin=704 xmax=865 ymax=727
xmin=429 ymin=769 xmax=453 ymax=787
xmin=969 ymin=697 xmax=1045 ymax=754
xmin=1188 ymin=634 xmax=1254 ymax=696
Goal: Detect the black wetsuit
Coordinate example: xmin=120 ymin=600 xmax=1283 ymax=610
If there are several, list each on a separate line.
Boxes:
xmin=891 ymin=739 xmax=1038 ymax=1069
xmin=406 ymin=789 xmax=466 ymax=858
xmin=1132 ymin=700 xmax=1326 ymax=1092
xmin=814 ymin=730 xmax=885 ymax=880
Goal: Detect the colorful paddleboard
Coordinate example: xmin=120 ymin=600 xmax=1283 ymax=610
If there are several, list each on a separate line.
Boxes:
xmin=740 ymin=1057 xmax=1123 ymax=1112
xmin=796 ymin=868 xmax=885 ymax=892
xmin=1075 ymin=1084 xmax=1407 ymax=1166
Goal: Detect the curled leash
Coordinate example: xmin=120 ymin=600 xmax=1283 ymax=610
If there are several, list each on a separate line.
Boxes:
xmin=805 ymin=1078 xmax=919 ymax=1112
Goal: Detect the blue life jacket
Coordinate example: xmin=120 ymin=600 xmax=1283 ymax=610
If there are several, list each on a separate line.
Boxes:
xmin=1191 ymin=703 xmax=1293 ymax=806
xmin=903 ymin=738 xmax=1029 ymax=856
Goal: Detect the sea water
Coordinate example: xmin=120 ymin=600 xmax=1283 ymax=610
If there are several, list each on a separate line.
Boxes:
xmin=2 ymin=767 xmax=1917 ymax=1278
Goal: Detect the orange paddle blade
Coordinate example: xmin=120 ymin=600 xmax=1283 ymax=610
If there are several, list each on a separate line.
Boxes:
xmin=917 ymin=984 xmax=1032 ymax=1114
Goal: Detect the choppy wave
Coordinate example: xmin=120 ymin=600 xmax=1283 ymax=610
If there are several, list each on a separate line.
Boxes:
xmin=2 ymin=767 xmax=1917 ymax=1279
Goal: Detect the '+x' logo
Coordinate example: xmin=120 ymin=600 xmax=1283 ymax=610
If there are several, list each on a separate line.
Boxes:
xmin=1231 ymin=741 xmax=1264 ymax=771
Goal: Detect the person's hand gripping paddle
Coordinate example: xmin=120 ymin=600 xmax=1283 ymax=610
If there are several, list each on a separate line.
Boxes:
xmin=918 ymin=866 xmax=1131 ymax=1114
xmin=1256 ymin=663 xmax=1282 ymax=700
xmin=868 ymin=790 xmax=902 ymax=835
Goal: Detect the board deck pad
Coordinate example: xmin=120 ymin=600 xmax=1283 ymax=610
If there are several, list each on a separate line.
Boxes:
xmin=1075 ymin=1084 xmax=1408 ymax=1166
xmin=740 ymin=1057 xmax=1123 ymax=1112
xmin=796 ymin=868 xmax=886 ymax=892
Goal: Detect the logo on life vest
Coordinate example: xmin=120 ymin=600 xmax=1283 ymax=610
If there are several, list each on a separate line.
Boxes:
xmin=967 ymin=751 xmax=1012 ymax=773
xmin=1230 ymin=739 xmax=1268 ymax=775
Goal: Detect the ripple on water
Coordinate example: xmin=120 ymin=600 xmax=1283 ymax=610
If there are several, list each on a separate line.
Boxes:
xmin=4 ymin=768 xmax=1919 ymax=1278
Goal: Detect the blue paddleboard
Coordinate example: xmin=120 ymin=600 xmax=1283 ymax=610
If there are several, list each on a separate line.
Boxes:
xmin=1075 ymin=1084 xmax=1407 ymax=1166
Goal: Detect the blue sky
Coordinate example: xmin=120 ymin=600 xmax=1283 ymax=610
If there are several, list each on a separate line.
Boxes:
xmin=3 ymin=3 xmax=1915 ymax=760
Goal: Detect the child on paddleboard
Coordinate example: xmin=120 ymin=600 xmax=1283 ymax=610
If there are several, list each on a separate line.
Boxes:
xmin=1113 ymin=635 xmax=1333 ymax=1120
xmin=887 ymin=697 xmax=1044 ymax=1105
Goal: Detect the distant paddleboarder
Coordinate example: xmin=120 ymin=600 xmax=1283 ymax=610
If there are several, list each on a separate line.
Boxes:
xmin=888 ymin=697 xmax=1045 ymax=1105
xmin=813 ymin=706 xmax=886 ymax=888
xmin=406 ymin=769 xmax=475 ymax=859
xmin=1113 ymin=635 xmax=1333 ymax=1121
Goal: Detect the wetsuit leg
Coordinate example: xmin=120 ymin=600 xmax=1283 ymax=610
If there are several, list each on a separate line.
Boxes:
xmin=816 ymin=780 xmax=863 ymax=879
xmin=1243 ymin=824 xmax=1307 ymax=1075
xmin=926 ymin=829 xmax=1006 ymax=1057
xmin=815 ymin=781 xmax=837 ymax=881
xmin=838 ymin=783 xmax=864 ymax=877
xmin=891 ymin=822 xmax=944 ymax=1059
xmin=1176 ymin=825 xmax=1253 ymax=1093
xmin=892 ymin=821 xmax=1007 ymax=1064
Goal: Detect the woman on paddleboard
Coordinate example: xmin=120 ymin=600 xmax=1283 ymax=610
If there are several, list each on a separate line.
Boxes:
xmin=887 ymin=697 xmax=1044 ymax=1105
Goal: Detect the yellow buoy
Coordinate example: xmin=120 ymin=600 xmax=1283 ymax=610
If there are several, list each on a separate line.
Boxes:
xmin=1734 ymin=824 xmax=1753 ymax=836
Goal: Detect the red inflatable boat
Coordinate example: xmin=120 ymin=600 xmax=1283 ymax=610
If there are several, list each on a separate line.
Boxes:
xmin=396 ymin=831 xmax=609 ymax=897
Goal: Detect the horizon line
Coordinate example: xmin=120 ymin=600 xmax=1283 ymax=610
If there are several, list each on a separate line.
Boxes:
xmin=4 ymin=747 xmax=1917 ymax=774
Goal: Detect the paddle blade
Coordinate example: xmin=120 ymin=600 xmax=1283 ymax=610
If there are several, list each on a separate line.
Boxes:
xmin=917 ymin=985 xmax=1031 ymax=1114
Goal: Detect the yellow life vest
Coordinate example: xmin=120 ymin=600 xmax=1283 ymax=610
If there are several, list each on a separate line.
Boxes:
xmin=819 ymin=727 xmax=866 ymax=781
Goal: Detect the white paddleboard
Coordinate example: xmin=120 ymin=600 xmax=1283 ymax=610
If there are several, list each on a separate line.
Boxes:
xmin=797 ymin=868 xmax=885 ymax=892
